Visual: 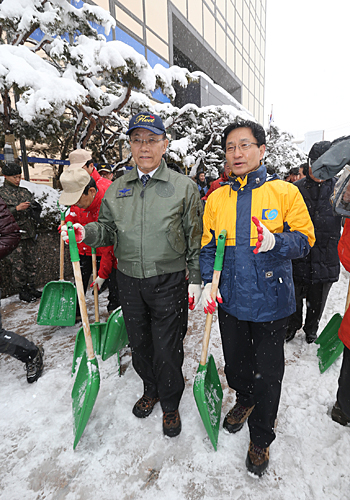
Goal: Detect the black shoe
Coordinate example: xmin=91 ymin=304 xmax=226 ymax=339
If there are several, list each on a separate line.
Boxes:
xmin=29 ymin=286 xmax=42 ymax=299
xmin=26 ymin=346 xmax=44 ymax=383
xmin=285 ymin=329 xmax=296 ymax=342
xmin=163 ymin=410 xmax=181 ymax=437
xmin=306 ymin=332 xmax=317 ymax=344
xmin=223 ymin=402 xmax=255 ymax=434
xmin=19 ymin=288 xmax=37 ymax=303
xmin=246 ymin=441 xmax=269 ymax=477
xmin=132 ymin=395 xmax=159 ymax=418
xmin=331 ymin=401 xmax=350 ymax=426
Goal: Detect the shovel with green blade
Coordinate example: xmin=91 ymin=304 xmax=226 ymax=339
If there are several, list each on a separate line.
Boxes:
xmin=37 ymin=203 xmax=76 ymax=326
xmin=315 ymin=281 xmax=349 ymax=373
xmin=72 ymin=247 xmax=107 ymax=374
xmin=67 ymin=222 xmax=100 ymax=449
xmin=193 ymin=229 xmax=227 ymax=451
xmin=100 ymin=306 xmax=128 ymax=375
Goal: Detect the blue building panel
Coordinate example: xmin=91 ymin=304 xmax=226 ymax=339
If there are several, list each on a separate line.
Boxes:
xmin=151 ymin=88 xmax=170 ymax=103
xmin=147 ymin=49 xmax=169 ymax=69
xmin=90 ymin=21 xmax=113 ymax=41
xmin=71 ymin=0 xmax=84 ymax=8
xmin=115 ymin=26 xmax=145 ymax=56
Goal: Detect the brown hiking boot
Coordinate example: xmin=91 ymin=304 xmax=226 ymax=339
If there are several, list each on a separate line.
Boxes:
xmin=132 ymin=395 xmax=159 ymax=418
xmin=223 ymin=401 xmax=255 ymax=434
xmin=246 ymin=441 xmax=270 ymax=477
xmin=331 ymin=401 xmax=350 ymax=426
xmin=163 ymin=410 xmax=181 ymax=437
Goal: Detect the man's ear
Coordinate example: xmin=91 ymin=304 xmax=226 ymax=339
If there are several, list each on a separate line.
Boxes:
xmin=259 ymin=144 xmax=266 ymax=160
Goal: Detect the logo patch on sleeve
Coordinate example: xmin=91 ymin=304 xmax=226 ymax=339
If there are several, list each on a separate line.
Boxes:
xmin=116 ymin=187 xmax=134 ymax=198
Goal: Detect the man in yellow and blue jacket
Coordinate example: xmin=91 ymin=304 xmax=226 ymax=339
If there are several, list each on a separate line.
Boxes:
xmin=200 ymin=117 xmax=315 ymax=477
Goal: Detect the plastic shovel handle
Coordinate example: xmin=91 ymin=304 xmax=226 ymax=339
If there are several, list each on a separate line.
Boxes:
xmin=213 ymin=230 xmax=227 ymax=272
xmin=200 ymin=230 xmax=227 ymax=366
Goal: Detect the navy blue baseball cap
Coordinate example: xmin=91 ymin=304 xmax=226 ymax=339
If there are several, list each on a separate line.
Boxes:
xmin=126 ymin=112 xmax=165 ymax=135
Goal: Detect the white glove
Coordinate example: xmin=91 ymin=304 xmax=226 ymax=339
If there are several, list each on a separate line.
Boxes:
xmin=90 ymin=276 xmax=105 ymax=291
xmin=188 ymin=284 xmax=202 ymax=310
xmin=60 ymin=223 xmax=85 ymax=244
xmin=201 ymin=282 xmax=222 ymax=314
xmin=252 ymin=216 xmax=275 ymax=254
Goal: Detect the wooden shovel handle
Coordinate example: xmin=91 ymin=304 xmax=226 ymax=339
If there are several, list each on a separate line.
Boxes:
xmin=345 ymin=280 xmax=350 ymax=312
xmin=199 ymin=269 xmax=221 ymax=366
xmin=72 ymin=260 xmax=95 ymax=360
xmin=91 ymin=250 xmax=99 ymax=323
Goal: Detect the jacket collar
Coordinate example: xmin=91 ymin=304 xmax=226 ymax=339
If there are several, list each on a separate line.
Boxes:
xmin=304 ymin=170 xmax=330 ymax=187
xmin=82 ymin=188 xmax=103 ymax=214
xmin=223 ymin=164 xmax=267 ymax=192
xmin=4 ymin=179 xmax=19 ymax=189
xmin=126 ymin=158 xmax=169 ymax=183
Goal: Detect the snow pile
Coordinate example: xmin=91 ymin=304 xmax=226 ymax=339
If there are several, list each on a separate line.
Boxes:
xmin=0 ymin=267 xmax=349 ymax=499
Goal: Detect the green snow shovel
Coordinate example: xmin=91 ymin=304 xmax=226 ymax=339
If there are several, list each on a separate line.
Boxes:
xmin=315 ymin=281 xmax=348 ymax=373
xmin=67 ymin=222 xmax=100 ymax=450
xmin=193 ymin=229 xmax=227 ymax=451
xmin=37 ymin=203 xmax=76 ymax=326
xmin=100 ymin=306 xmax=128 ymax=375
xmin=72 ymin=248 xmax=107 ymax=374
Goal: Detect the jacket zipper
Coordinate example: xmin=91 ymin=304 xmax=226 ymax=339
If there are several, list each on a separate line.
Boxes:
xmin=140 ymin=184 xmax=146 ymax=277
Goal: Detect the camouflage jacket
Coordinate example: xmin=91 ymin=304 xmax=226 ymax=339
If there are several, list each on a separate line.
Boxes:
xmin=0 ymin=196 xmax=20 ymax=259
xmin=0 ymin=180 xmax=36 ymax=239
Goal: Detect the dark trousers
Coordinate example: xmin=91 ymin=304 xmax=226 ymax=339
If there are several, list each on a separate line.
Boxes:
xmin=0 ymin=292 xmax=38 ymax=363
xmin=117 ymin=270 xmax=188 ymax=412
xmin=288 ymin=281 xmax=333 ymax=337
xmin=336 ymin=345 xmax=350 ymax=419
xmin=218 ymin=307 xmax=287 ymax=448
xmin=79 ymin=255 xmax=120 ymax=312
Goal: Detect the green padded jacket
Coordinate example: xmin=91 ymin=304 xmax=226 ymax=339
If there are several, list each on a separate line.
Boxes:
xmin=83 ymin=159 xmax=203 ymax=283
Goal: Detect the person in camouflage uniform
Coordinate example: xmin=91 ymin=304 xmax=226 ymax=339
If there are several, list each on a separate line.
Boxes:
xmin=0 ymin=194 xmax=44 ymax=382
xmin=0 ymin=163 xmax=41 ymax=302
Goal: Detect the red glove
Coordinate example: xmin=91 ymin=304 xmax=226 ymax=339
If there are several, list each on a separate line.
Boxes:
xmin=201 ymin=283 xmax=223 ymax=314
xmin=60 ymin=223 xmax=85 ymax=244
xmin=188 ymin=284 xmax=202 ymax=311
xmin=252 ymin=216 xmax=276 ymax=254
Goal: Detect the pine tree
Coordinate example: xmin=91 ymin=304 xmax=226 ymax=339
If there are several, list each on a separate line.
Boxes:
xmin=265 ymin=124 xmax=307 ymax=178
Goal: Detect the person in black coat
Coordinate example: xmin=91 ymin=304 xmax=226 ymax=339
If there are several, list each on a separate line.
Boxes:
xmin=0 ymin=195 xmax=44 ymax=382
xmin=286 ymin=142 xmax=342 ymax=343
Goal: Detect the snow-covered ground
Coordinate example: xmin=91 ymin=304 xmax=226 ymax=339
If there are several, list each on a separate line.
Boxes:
xmin=1 ymin=267 xmax=349 ymax=500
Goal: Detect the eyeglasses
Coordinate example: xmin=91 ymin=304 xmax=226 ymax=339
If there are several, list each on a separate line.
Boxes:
xmin=226 ymin=142 xmax=259 ymax=154
xmin=129 ymin=138 xmax=164 ymax=147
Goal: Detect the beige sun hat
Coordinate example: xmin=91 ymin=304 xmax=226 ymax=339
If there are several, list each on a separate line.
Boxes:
xmin=69 ymin=149 xmax=92 ymax=169
xmin=59 ymin=167 xmax=91 ymax=206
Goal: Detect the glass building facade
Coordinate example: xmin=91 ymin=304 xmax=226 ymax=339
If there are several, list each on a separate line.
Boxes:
xmin=79 ymin=0 xmax=266 ymax=121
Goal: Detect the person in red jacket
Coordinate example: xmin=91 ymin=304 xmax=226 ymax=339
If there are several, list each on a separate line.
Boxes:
xmin=60 ymin=151 xmax=119 ymax=320
xmin=201 ymin=162 xmax=231 ymax=201
xmin=331 ymin=217 xmax=350 ymax=425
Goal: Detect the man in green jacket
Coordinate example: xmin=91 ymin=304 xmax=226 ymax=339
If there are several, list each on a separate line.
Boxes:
xmin=61 ymin=112 xmax=203 ymax=437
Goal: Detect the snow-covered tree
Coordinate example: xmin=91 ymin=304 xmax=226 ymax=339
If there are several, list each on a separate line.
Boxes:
xmin=0 ymin=0 xmax=193 ymax=175
xmin=265 ymin=124 xmax=307 ymax=178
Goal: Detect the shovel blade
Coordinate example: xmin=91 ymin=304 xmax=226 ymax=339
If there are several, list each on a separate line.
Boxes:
xmin=37 ymin=281 xmax=77 ymax=326
xmin=315 ymin=314 xmax=344 ymax=373
xmin=101 ymin=307 xmax=128 ymax=361
xmin=72 ymin=322 xmax=106 ymax=374
xmin=72 ymin=351 xmax=100 ymax=449
xmin=193 ymin=354 xmax=223 ymax=451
